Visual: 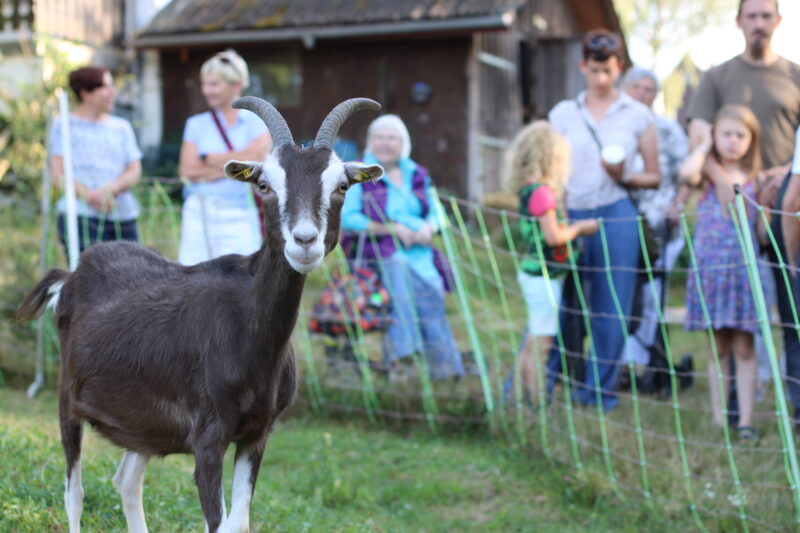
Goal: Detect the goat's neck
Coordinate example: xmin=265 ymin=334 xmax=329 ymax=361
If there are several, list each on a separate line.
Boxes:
xmin=246 ymin=247 xmax=306 ymax=357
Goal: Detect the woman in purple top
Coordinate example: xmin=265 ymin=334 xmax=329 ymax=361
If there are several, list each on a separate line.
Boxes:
xmin=341 ymin=114 xmax=464 ymax=381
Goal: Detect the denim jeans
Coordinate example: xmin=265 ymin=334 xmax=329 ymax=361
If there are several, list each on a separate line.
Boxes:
xmin=546 ymin=197 xmax=640 ymax=410
xmin=58 ymin=215 xmax=138 ymax=253
xmin=380 ymin=256 xmax=465 ymax=380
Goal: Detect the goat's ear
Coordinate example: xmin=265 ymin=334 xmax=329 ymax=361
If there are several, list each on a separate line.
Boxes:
xmin=344 ymin=162 xmax=384 ymax=184
xmin=224 ymin=160 xmax=262 ymax=184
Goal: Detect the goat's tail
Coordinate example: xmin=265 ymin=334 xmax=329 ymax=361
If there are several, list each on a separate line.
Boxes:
xmin=16 ymin=269 xmax=70 ymax=322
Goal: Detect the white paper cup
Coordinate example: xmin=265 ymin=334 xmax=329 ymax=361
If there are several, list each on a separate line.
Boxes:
xmin=601 ymin=144 xmax=625 ymax=165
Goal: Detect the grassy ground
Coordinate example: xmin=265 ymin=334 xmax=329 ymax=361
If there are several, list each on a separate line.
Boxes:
xmin=3 ymin=194 xmax=798 ymax=531
xmin=0 ymin=387 xmax=693 ymax=533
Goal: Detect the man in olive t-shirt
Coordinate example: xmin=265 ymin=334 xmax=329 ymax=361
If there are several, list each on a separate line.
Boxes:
xmin=689 ymin=0 xmax=800 ymax=180
xmin=688 ymin=0 xmax=800 ymax=434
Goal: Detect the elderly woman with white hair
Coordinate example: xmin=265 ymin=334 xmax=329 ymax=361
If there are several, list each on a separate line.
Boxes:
xmin=177 ymin=49 xmax=272 ymax=264
xmin=341 ymin=114 xmax=465 ymax=381
xmin=620 ymin=65 xmax=691 ymax=379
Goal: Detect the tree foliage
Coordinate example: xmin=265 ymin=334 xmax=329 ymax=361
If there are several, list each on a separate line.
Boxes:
xmin=616 ymin=0 xmax=737 ymax=72
xmin=0 ymin=39 xmax=78 ymax=197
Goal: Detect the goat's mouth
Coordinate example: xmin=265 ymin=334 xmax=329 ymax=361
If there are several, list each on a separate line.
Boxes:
xmin=284 ymin=250 xmax=324 ymax=274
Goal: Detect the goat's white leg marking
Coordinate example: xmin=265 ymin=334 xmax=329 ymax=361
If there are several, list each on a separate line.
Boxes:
xmin=65 ymin=458 xmax=84 ymax=533
xmin=112 ymin=451 xmax=150 ymax=533
xmin=226 ymin=455 xmax=254 ymax=532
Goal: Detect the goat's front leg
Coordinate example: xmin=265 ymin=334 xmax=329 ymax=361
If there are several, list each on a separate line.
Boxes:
xmin=112 ymin=450 xmax=150 ymax=533
xmin=226 ymin=441 xmax=267 ymax=532
xmin=195 ymin=443 xmax=227 ymax=533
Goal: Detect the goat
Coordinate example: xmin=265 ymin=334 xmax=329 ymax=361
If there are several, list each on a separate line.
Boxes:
xmin=16 ymin=97 xmax=384 ymax=533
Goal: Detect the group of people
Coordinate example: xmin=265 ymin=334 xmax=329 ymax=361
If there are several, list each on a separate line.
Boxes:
xmin=508 ymin=0 xmax=800 ymax=442
xmin=50 ymin=50 xmax=270 ymax=263
xmin=50 ymin=49 xmax=468 ymax=383
xmin=49 ymin=0 xmax=800 ymax=439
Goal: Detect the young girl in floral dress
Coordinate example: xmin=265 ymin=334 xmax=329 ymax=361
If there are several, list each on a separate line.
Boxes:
xmin=681 ymin=105 xmax=764 ymax=441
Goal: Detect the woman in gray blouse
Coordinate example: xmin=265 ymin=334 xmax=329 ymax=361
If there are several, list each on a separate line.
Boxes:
xmin=546 ymin=30 xmax=661 ymax=411
xmin=50 ymin=66 xmax=142 ymax=252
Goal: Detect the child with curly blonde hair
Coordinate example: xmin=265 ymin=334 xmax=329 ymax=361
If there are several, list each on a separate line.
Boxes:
xmin=507 ymin=121 xmax=598 ymax=404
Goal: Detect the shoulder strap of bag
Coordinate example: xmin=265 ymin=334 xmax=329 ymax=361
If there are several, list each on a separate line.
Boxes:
xmin=574 ymin=99 xmax=603 ymax=152
xmin=210 ymin=109 xmax=235 ymax=151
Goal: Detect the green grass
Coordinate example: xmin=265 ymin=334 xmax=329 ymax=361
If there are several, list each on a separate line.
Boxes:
xmin=3 ymin=188 xmax=800 ymax=531
xmin=0 ymin=388 xmax=690 ymax=532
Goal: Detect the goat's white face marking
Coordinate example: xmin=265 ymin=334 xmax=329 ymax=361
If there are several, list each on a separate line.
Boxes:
xmin=261 ymin=156 xmax=287 ymax=210
xmin=280 ymin=153 xmax=346 ymax=274
xmin=263 ymin=154 xmax=321 ymax=273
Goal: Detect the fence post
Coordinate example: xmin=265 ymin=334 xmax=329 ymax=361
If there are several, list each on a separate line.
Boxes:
xmin=734 ymin=187 xmax=800 ymax=524
xmin=27 ymin=106 xmax=54 ymax=398
xmin=58 ymin=91 xmax=79 ymax=271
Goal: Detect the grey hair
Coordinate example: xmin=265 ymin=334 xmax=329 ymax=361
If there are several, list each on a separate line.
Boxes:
xmin=622 ymin=66 xmax=660 ymax=94
xmin=366 ymin=114 xmax=412 ymax=160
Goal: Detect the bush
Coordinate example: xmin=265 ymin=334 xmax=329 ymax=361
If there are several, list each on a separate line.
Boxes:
xmin=0 ymin=39 xmax=78 ymax=198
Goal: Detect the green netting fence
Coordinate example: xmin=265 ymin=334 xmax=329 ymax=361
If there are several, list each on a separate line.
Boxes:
xmin=3 ymin=179 xmax=800 ymax=531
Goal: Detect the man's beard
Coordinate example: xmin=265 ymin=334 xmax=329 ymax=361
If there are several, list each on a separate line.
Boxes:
xmin=750 ymin=35 xmax=767 ymax=59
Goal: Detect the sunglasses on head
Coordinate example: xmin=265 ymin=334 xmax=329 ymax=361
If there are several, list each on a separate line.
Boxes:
xmin=586 ymin=34 xmax=621 ymax=52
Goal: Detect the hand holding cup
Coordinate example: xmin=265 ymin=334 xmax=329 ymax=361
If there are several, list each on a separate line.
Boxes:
xmin=601 ymin=144 xmax=626 ymax=183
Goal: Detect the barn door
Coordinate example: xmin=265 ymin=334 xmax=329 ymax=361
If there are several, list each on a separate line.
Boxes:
xmin=467 ymin=32 xmax=523 ymax=199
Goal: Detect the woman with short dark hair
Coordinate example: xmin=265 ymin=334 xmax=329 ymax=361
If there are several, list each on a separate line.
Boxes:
xmin=50 ymin=66 xmax=142 ymax=252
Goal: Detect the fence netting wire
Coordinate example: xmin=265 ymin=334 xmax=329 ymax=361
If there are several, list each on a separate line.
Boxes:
xmin=3 ymin=179 xmax=800 ymax=531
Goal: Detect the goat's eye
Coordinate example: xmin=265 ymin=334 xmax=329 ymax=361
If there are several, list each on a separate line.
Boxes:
xmin=258 ymin=182 xmax=271 ymax=194
xmin=336 ymin=183 xmax=349 ymax=195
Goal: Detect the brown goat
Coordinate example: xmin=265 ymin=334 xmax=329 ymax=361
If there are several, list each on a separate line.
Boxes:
xmin=17 ymin=97 xmax=383 ymax=533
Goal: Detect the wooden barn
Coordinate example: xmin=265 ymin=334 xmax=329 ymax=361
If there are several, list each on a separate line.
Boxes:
xmin=135 ymin=0 xmax=625 ymax=199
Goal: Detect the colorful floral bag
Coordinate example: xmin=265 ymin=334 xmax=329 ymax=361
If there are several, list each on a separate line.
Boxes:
xmin=308 ymin=234 xmax=393 ymax=337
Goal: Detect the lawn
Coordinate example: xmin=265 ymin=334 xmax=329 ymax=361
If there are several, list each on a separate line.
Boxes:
xmin=3 ymin=193 xmax=799 ymax=532
xmin=0 ymin=387 xmax=693 ymax=533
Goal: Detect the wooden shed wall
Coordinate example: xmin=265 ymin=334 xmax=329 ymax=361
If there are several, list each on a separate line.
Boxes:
xmin=160 ymin=37 xmax=471 ymax=197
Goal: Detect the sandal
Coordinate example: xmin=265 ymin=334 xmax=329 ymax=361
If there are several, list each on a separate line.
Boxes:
xmin=737 ymin=426 xmax=758 ymax=443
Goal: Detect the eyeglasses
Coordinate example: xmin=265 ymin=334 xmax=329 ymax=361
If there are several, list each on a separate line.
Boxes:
xmin=585 ymin=34 xmax=621 ymax=52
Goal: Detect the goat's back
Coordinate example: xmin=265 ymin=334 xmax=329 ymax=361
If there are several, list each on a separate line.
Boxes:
xmin=53 ymin=241 xmax=271 ymax=455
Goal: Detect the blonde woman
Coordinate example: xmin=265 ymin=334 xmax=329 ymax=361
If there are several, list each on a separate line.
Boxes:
xmin=506 ymin=121 xmax=598 ymax=404
xmin=178 ymin=49 xmax=272 ymax=264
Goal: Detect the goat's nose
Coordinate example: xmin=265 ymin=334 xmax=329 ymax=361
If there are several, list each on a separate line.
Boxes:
xmin=293 ymin=229 xmax=317 ymax=247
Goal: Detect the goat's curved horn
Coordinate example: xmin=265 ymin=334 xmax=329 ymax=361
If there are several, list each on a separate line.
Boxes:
xmin=233 ymin=96 xmax=294 ymax=148
xmin=314 ymin=98 xmax=381 ymax=150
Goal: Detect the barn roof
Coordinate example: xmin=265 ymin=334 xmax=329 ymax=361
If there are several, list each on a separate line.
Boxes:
xmin=136 ymin=0 xmax=528 ymax=47
xmin=135 ymin=0 xmax=623 ymax=48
